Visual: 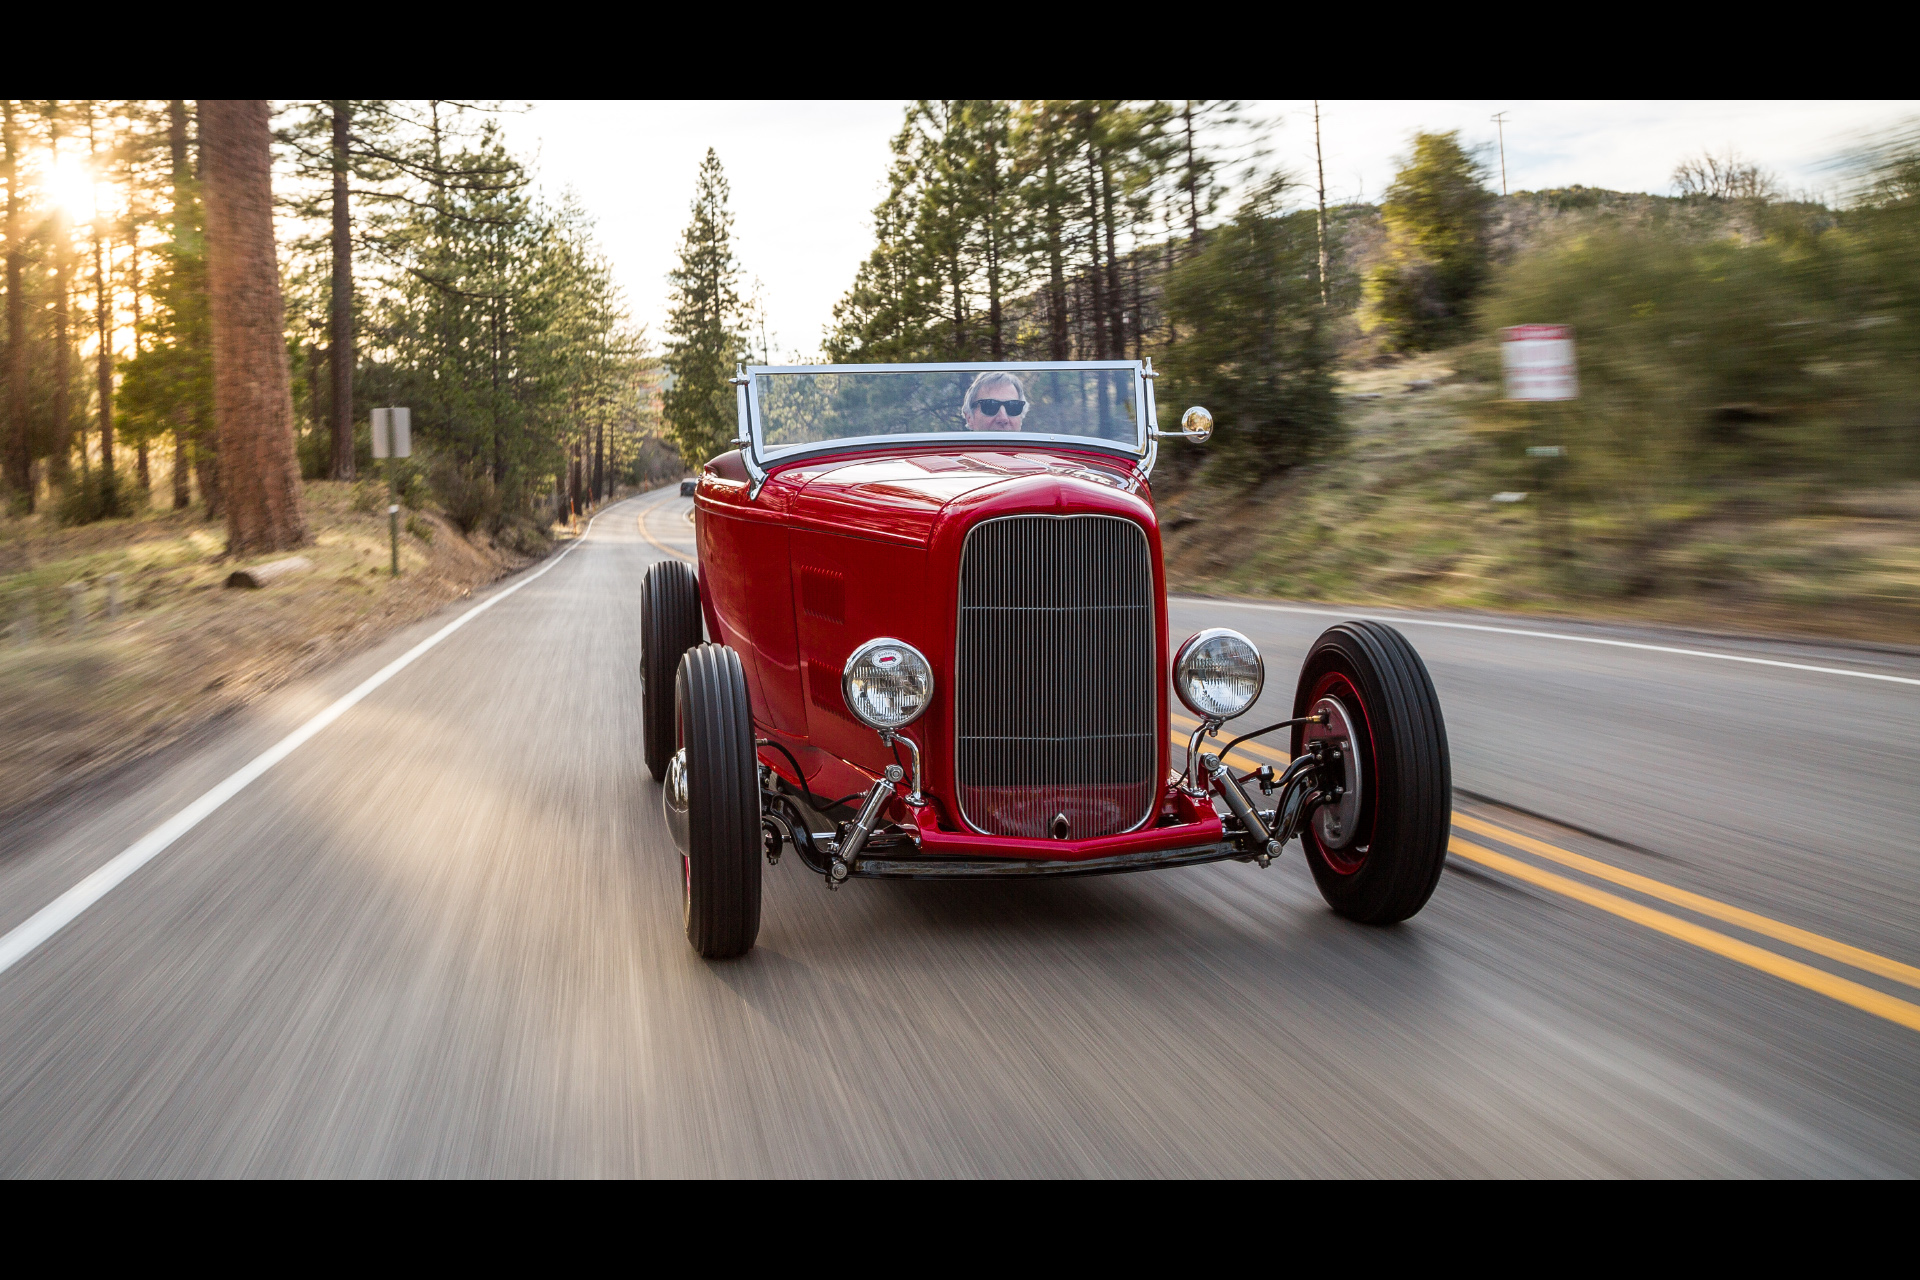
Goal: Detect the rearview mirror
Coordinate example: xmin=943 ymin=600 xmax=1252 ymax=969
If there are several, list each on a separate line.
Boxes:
xmin=1180 ymin=406 xmax=1214 ymax=444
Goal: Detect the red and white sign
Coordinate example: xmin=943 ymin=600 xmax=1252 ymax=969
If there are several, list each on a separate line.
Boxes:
xmin=1501 ymin=325 xmax=1578 ymax=401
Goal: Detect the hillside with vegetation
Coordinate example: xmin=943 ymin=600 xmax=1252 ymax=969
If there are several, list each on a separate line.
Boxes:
xmin=821 ymin=103 xmax=1920 ymax=643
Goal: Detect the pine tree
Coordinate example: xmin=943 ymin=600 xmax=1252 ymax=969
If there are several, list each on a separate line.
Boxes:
xmin=663 ymin=149 xmax=745 ymax=468
xmin=1363 ymin=131 xmax=1494 ymax=352
xmin=199 ymin=99 xmax=306 ymax=552
xmin=3 ymin=101 xmax=27 ymax=507
xmin=119 ymin=100 xmax=213 ymax=515
xmin=827 ymin=120 xmax=941 ymax=361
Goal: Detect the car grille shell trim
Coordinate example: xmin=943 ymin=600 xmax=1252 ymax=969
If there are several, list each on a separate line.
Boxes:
xmin=953 ymin=513 xmax=1158 ymax=840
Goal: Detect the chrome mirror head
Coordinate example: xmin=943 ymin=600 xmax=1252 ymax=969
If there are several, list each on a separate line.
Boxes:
xmin=1180 ymin=406 xmax=1214 ymax=443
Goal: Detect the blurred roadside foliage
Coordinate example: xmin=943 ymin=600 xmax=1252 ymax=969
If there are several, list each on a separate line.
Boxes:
xmin=1364 ymin=132 xmax=1494 ymax=352
xmin=1161 ymin=184 xmax=1339 ymax=474
xmin=1467 ymin=126 xmax=1920 ymax=594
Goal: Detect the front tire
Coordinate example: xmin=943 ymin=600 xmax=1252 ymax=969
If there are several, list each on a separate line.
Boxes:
xmin=1292 ymin=621 xmax=1451 ymax=924
xmin=676 ymin=644 xmax=762 ymax=958
xmin=642 ymin=560 xmax=703 ymax=781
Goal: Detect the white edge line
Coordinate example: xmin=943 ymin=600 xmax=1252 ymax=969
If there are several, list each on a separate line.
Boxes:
xmin=0 ymin=504 xmax=620 ymax=980
xmin=1172 ymin=597 xmax=1920 ymax=688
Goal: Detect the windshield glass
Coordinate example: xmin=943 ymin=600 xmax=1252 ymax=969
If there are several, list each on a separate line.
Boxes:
xmin=752 ymin=366 xmax=1140 ymax=455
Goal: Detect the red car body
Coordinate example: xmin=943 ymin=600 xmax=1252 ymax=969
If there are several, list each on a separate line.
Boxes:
xmin=694 ymin=443 xmax=1223 ymax=863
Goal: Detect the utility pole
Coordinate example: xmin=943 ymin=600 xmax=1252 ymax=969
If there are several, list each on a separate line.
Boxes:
xmin=1491 ymin=111 xmax=1510 ymax=196
xmin=1314 ymin=100 xmax=1329 ymax=307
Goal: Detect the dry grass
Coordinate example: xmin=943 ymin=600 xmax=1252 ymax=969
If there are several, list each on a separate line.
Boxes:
xmin=1159 ymin=354 xmax=1920 ymax=646
xmin=0 ymin=479 xmax=561 ymax=816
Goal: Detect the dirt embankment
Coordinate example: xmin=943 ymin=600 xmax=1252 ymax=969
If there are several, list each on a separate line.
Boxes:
xmin=0 ymin=480 xmax=594 ymax=818
xmin=1157 ymin=355 xmax=1920 ymax=647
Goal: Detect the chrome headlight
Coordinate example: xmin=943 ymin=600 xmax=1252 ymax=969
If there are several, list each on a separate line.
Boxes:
xmin=842 ymin=638 xmax=934 ymax=731
xmin=1173 ymin=628 xmax=1264 ymax=721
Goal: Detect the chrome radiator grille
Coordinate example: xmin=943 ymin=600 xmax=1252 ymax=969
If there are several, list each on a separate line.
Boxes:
xmin=954 ymin=515 xmax=1157 ymax=839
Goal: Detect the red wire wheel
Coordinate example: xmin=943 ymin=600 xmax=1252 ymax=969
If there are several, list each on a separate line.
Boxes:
xmin=1291 ymin=621 xmax=1452 ymax=924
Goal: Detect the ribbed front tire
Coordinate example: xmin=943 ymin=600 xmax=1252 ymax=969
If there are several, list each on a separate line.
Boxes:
xmin=642 ymin=560 xmax=703 ymax=781
xmin=1292 ymin=621 xmax=1451 ymax=925
xmin=676 ymin=644 xmax=762 ymax=959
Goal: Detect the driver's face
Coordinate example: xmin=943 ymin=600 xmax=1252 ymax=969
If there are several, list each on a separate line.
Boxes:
xmin=966 ymin=381 xmax=1025 ymax=432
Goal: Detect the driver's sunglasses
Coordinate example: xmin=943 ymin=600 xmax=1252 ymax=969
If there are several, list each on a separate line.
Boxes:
xmin=972 ymin=398 xmax=1027 ymax=417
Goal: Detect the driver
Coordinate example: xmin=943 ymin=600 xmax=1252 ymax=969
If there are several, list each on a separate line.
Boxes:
xmin=961 ymin=372 xmax=1027 ymax=432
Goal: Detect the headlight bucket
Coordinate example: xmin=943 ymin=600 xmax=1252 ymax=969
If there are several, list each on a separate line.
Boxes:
xmin=1173 ymin=628 xmax=1264 ymax=721
xmin=842 ymin=638 xmax=934 ymax=731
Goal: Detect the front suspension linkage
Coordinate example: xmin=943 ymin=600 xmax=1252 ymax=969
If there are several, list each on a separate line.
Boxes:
xmin=1202 ymin=737 xmax=1337 ymax=868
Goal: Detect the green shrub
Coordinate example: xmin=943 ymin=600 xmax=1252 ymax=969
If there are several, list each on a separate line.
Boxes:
xmin=1161 ymin=195 xmax=1338 ymax=478
xmin=56 ymin=470 xmax=143 ymax=526
xmin=431 ymin=458 xmax=497 ymax=534
xmin=490 ymin=513 xmax=550 ymax=557
xmin=405 ymin=514 xmax=434 ymax=544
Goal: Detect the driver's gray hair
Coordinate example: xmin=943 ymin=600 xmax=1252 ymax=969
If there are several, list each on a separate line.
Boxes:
xmin=961 ymin=370 xmax=1025 ymax=417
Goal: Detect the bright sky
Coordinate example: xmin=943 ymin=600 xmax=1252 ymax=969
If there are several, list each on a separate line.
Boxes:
xmin=512 ymin=100 xmax=1919 ymax=362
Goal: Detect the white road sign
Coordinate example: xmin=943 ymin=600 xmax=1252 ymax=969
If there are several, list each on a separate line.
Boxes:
xmin=1502 ymin=325 xmax=1578 ymax=401
xmin=371 ymin=407 xmax=412 ymax=458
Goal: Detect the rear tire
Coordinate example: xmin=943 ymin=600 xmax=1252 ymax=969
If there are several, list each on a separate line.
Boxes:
xmin=1292 ymin=621 xmax=1451 ymax=924
xmin=642 ymin=560 xmax=703 ymax=781
xmin=677 ymin=644 xmax=762 ymax=958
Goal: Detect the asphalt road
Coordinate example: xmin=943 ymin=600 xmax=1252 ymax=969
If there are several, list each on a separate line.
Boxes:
xmin=1 ymin=485 xmax=1915 ymax=1176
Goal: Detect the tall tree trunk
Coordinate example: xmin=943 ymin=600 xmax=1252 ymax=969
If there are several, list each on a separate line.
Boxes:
xmin=89 ymin=106 xmax=116 ymax=503
xmin=306 ymin=341 xmax=324 ymax=441
xmin=1129 ymin=241 xmax=1143 ymax=360
xmin=48 ymin=108 xmax=72 ymax=486
xmin=129 ymin=137 xmax=149 ymax=494
xmin=1314 ymin=100 xmax=1328 ymax=308
xmin=192 ymin=441 xmax=219 ymax=518
xmin=984 ymin=135 xmax=1004 ymax=361
xmin=1163 ymin=193 xmax=1178 ymax=350
xmin=593 ymin=421 xmax=605 ymax=504
xmin=3 ymin=102 xmax=29 ymax=509
xmin=1082 ymin=111 xmax=1108 ymax=360
xmin=1099 ymin=151 xmax=1124 ymax=360
xmin=200 ymin=99 xmax=307 ymax=554
xmin=1183 ymin=101 xmax=1202 ymax=250
xmin=328 ymin=100 xmax=355 ymax=480
xmin=167 ymin=100 xmax=192 ymax=511
xmin=1043 ymin=140 xmax=1069 ymax=361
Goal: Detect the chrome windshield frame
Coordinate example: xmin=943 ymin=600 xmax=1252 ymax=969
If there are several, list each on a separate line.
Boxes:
xmin=738 ymin=360 xmax=1152 ymax=475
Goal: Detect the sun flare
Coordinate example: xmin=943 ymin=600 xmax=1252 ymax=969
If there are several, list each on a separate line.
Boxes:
xmin=44 ymin=154 xmax=99 ymax=222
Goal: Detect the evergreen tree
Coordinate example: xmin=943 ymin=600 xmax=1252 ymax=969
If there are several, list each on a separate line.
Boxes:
xmin=1161 ymin=181 xmax=1337 ymax=475
xmin=118 ymin=100 xmax=213 ymax=515
xmin=3 ymin=101 xmax=27 ymax=507
xmin=827 ymin=119 xmax=942 ymax=361
xmin=1363 ymin=131 xmax=1494 ymax=351
xmin=663 ymin=149 xmax=746 ymax=468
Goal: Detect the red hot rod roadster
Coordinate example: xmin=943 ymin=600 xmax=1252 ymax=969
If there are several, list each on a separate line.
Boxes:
xmin=641 ymin=361 xmax=1451 ymax=958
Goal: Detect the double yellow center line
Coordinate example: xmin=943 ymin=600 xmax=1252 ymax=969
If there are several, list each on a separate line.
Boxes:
xmin=1170 ymin=712 xmax=1920 ymax=1034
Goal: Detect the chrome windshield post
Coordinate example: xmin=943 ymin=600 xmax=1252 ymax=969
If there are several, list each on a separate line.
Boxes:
xmin=731 ymin=367 xmax=768 ymax=498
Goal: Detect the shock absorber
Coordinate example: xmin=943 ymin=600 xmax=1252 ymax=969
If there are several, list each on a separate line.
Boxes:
xmin=829 ymin=764 xmax=903 ymax=885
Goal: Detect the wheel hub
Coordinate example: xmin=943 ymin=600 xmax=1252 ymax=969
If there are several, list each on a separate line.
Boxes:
xmin=1303 ymin=695 xmax=1364 ymax=850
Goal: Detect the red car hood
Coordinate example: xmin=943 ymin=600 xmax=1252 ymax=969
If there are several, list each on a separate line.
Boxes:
xmin=780 ymin=450 xmax=1143 ymax=545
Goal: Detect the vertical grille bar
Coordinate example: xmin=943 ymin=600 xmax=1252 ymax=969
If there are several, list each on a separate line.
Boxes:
xmin=955 ymin=515 xmax=1156 ymax=839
